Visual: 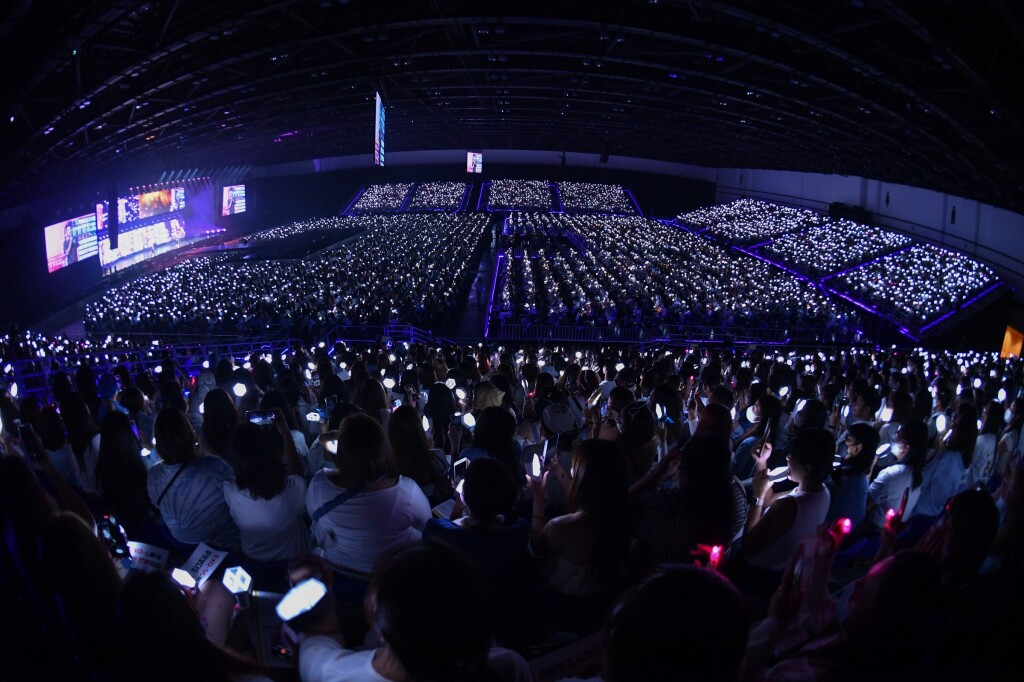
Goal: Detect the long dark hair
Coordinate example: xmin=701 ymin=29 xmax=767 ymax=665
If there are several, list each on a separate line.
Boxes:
xmin=738 ymin=394 xmax=781 ymax=446
xmin=201 ymin=388 xmax=239 ymax=457
xmin=335 ymin=413 xmax=396 ymax=485
xmin=227 ymin=422 xmax=287 ymax=500
xmin=59 ymin=392 xmax=100 ymax=469
xmin=946 ymin=403 xmax=979 ymax=469
xmin=566 ymin=439 xmax=629 ymax=586
xmin=471 ymin=406 xmax=520 ymax=480
xmin=95 ymin=412 xmax=153 ymax=527
xmin=372 ymin=541 xmax=498 ymax=682
xmin=388 ymin=405 xmax=446 ymax=491
xmin=679 ymin=434 xmax=736 ymax=548
xmin=899 ymin=418 xmax=929 ymax=488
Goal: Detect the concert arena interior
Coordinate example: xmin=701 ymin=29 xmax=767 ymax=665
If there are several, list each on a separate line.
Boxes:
xmin=1 ymin=2 xmax=1023 ymax=681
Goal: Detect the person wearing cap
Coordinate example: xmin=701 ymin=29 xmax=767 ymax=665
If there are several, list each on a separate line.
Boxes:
xmin=96 ymin=374 xmax=129 ymax=425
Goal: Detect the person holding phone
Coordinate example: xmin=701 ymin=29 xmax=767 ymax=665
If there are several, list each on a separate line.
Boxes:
xmin=741 ymin=428 xmax=834 ymax=579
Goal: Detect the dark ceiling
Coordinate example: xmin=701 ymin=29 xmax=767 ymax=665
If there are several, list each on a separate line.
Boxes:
xmin=2 ymin=0 xmax=1022 ymax=212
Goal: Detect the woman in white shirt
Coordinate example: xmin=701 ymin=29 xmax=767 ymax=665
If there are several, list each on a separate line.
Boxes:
xmin=306 ymin=413 xmax=430 ymax=575
xmin=867 ymin=418 xmax=929 ymax=526
xmin=222 ymin=414 xmax=310 ymax=562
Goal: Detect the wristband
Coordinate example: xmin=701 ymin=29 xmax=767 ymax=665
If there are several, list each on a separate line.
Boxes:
xmin=754 ymin=498 xmax=765 ymax=507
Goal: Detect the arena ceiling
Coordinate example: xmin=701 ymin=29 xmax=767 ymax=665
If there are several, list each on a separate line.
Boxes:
xmin=2 ymin=0 xmax=1022 ymax=212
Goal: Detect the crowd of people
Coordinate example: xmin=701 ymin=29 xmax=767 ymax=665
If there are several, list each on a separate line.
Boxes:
xmin=245 ymin=217 xmax=361 ymax=242
xmin=492 ymin=213 xmax=860 ymax=341
xmin=83 ymin=214 xmax=490 ymax=338
xmin=406 ymin=181 xmax=468 ymax=210
xmin=1 ymin=339 xmax=1021 ymax=680
xmin=350 ymin=183 xmax=415 ymax=213
xmin=827 ymin=244 xmax=1001 ymax=327
xmin=677 ymin=198 xmax=825 ymax=244
xmin=760 ymin=219 xmax=914 ymax=278
xmin=489 ymin=179 xmax=553 ymax=210
xmin=556 ymin=182 xmax=636 ymax=214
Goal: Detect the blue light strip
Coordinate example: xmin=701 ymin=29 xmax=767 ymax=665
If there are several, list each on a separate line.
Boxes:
xmin=624 ymin=188 xmax=643 ymax=217
xmin=733 ymin=247 xmax=808 ymax=281
xmin=819 ymin=244 xmax=916 ymax=283
xmin=477 ymin=182 xmax=490 ymax=212
xmin=483 ymin=252 xmax=504 ymax=338
xmin=342 ymin=188 xmax=365 ymax=215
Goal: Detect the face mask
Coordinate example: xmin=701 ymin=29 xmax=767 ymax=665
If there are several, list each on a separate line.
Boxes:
xmin=891 ymin=442 xmax=904 ymax=459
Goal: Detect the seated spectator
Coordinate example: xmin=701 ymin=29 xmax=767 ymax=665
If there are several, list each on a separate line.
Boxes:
xmin=742 ymin=428 xmax=833 ymax=573
xmin=388 ymin=404 xmax=450 ymax=505
xmin=617 ymin=401 xmax=658 ymax=481
xmin=527 ymin=439 xmax=629 ymax=595
xmin=59 ymin=392 xmax=102 ymax=496
xmin=967 ymin=399 xmax=1003 ymax=488
xmin=223 ymin=417 xmax=310 ymax=562
xmin=306 ymin=413 xmax=430 ymax=574
xmin=95 ymin=411 xmax=157 ymax=533
xmin=37 ymin=402 xmax=76 ymax=485
xmin=296 ymin=541 xmax=531 ymax=681
xmin=734 ymin=394 xmax=782 ymax=480
xmin=916 ymin=403 xmax=978 ymax=517
xmin=598 ymin=567 xmax=748 ymax=682
xmin=424 ymin=457 xmax=531 ymax=644
xmin=201 ymin=387 xmax=239 ymax=458
xmin=749 ymin=550 xmax=942 ymax=681
xmin=867 ymin=418 xmax=929 ymax=526
xmin=460 ymin=405 xmax=522 ymax=480
xmin=826 ymin=422 xmax=880 ymax=526
xmin=632 ymin=433 xmax=747 ymax=567
xmin=117 ymin=571 xmax=267 ymax=681
xmin=148 ymin=407 xmax=241 ymax=551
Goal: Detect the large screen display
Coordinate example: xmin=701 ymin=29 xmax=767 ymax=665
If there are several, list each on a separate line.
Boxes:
xmin=43 ymin=211 xmax=99 ymax=273
xmin=119 ymin=187 xmax=184 ymax=223
xmin=98 ymin=218 xmax=187 ymax=267
xmin=221 ymin=185 xmax=247 ymax=216
xmin=374 ymin=91 xmax=385 ymax=167
xmin=466 ymin=151 xmax=483 ymax=174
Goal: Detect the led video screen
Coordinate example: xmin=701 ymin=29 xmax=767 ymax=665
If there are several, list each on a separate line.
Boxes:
xmin=374 ymin=91 xmax=385 ymax=167
xmin=119 ymin=188 xmax=185 ymax=223
xmin=43 ymin=211 xmax=99 ymax=274
xmin=467 ymin=151 xmax=483 ymax=174
xmin=98 ymin=218 xmax=187 ymax=268
xmin=221 ymin=185 xmax=247 ymax=216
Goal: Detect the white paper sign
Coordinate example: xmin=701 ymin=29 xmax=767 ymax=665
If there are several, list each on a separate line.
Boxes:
xmin=182 ymin=542 xmax=227 ymax=586
xmin=127 ymin=541 xmax=169 ymax=573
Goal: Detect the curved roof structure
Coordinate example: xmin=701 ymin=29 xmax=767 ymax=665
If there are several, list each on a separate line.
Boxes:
xmin=2 ymin=0 xmax=1022 ymax=211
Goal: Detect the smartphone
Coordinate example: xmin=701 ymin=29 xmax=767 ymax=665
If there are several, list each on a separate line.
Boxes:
xmin=130 ymin=420 xmax=140 ymax=441
xmin=275 ymin=578 xmax=328 ymax=622
xmin=762 ymin=420 xmax=773 ymax=445
xmin=452 ymin=457 xmax=469 ymax=485
xmin=97 ymin=514 xmax=130 ymax=559
xmin=17 ymin=422 xmax=39 ymax=461
xmin=312 ymin=371 xmax=321 ymax=388
xmin=600 ymin=403 xmax=608 ymax=418
xmin=247 ymin=410 xmax=277 ymax=426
